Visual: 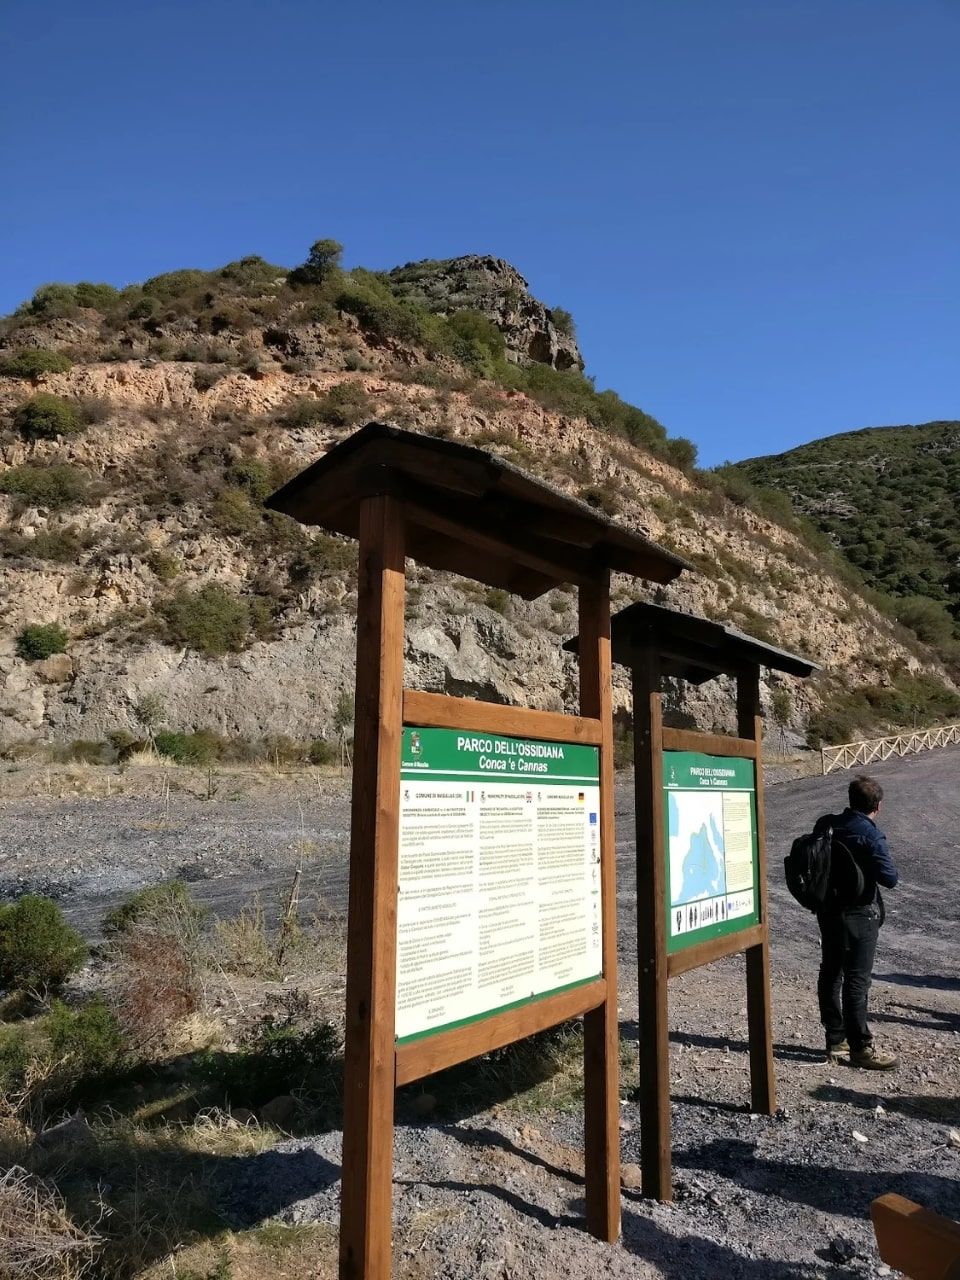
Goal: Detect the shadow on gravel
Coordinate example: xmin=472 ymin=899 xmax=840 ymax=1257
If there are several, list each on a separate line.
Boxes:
xmin=811 ymin=1082 xmax=960 ymax=1125
xmin=674 ymin=1138 xmax=960 ymax=1218
xmin=222 ymin=1145 xmax=341 ymax=1227
xmin=871 ymin=1001 xmax=960 ymax=1034
xmin=621 ymin=1021 xmax=824 ymax=1065
xmin=622 ymin=1212 xmax=826 ymax=1278
xmin=874 ymin=972 xmax=960 ymax=992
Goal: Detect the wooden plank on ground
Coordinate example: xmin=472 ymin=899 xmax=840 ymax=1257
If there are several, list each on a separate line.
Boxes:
xmin=871 ymin=1194 xmax=960 ymax=1280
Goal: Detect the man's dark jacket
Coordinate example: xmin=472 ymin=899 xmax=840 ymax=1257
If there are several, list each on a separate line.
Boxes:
xmin=812 ymin=808 xmax=899 ymax=912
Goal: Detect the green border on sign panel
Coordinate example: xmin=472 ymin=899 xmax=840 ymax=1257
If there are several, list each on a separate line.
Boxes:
xmin=395 ymin=973 xmax=601 ymax=1045
xmin=663 ymin=749 xmax=760 ymax=955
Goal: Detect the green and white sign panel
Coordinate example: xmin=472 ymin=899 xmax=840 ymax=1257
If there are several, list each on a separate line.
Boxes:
xmin=396 ymin=726 xmax=602 ymax=1043
xmin=663 ymin=750 xmax=759 ymax=955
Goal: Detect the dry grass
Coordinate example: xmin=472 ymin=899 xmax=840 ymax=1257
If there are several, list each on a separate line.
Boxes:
xmin=0 ymin=1165 xmax=99 ymax=1279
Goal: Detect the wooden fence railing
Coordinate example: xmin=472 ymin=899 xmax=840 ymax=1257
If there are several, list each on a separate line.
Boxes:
xmin=821 ymin=724 xmax=960 ymax=775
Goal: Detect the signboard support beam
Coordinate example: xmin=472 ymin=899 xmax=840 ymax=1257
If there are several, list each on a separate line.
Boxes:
xmin=339 ymin=495 xmax=406 ymax=1280
xmin=736 ymin=666 xmax=776 ymax=1116
xmin=632 ymin=641 xmax=672 ymax=1202
xmin=578 ymin=574 xmax=622 ymax=1242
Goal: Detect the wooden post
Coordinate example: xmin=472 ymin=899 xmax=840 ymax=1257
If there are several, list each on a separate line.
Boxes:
xmin=632 ymin=641 xmax=671 ymax=1200
xmin=736 ymin=666 xmax=776 ymax=1116
xmin=339 ymin=495 xmax=406 ymax=1280
xmin=578 ymin=574 xmax=621 ymax=1242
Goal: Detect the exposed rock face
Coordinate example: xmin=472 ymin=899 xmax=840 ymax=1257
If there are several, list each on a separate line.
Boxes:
xmin=388 ymin=255 xmax=584 ymax=372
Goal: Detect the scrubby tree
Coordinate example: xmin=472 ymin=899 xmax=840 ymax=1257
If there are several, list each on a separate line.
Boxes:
xmin=290 ymin=238 xmax=343 ymax=287
xmin=0 ymin=896 xmax=87 ymax=993
xmin=0 ymin=349 xmax=72 ymax=379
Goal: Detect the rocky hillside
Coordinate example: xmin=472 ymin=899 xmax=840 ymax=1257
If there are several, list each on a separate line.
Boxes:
xmin=0 ymin=243 xmax=956 ymax=752
xmin=727 ymin=421 xmax=960 ymax=648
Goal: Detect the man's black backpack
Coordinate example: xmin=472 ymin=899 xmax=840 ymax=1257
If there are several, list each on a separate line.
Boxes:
xmin=784 ymin=827 xmax=865 ymax=912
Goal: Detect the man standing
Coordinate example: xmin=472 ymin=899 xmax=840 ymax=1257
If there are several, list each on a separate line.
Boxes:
xmin=813 ymin=774 xmax=899 ymax=1069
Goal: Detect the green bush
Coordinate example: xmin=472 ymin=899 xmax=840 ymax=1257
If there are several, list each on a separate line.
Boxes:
xmin=74 ymin=281 xmax=120 ymax=309
xmin=550 ymin=306 xmax=576 ymax=337
xmin=209 ymin=1009 xmax=339 ymax=1108
xmin=141 ymin=268 xmax=213 ymax=301
xmin=0 ymin=463 xmax=88 ymax=508
xmin=484 ymin=588 xmax=511 ymax=615
xmin=146 ymin=549 xmax=180 ymax=580
xmin=0 ymin=349 xmax=73 ymax=378
xmin=0 ymin=896 xmax=87 ymax=993
xmin=211 ymin=486 xmax=260 ymax=536
xmin=154 ymin=729 xmax=223 ymax=766
xmin=159 ymin=584 xmax=252 ymax=655
xmin=13 ymin=393 xmax=81 ymax=441
xmin=15 ymin=622 xmax=68 ymax=660
xmin=895 ymin=595 xmax=956 ymax=646
xmin=103 ymin=880 xmax=209 ymax=936
xmin=313 ymin=380 xmax=372 ymax=428
xmin=218 ymin=255 xmax=287 ymax=287
xmin=47 ymin=997 xmax=126 ymax=1079
xmin=26 ymin=283 xmax=79 ymax=318
xmin=17 ymin=528 xmax=84 ymax=562
xmin=229 ymin=458 xmax=273 ymax=502
xmin=308 ymin=738 xmax=336 ymax=765
xmin=280 ymin=396 xmax=326 ymax=429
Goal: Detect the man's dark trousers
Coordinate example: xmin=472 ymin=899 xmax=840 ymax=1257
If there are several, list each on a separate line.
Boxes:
xmin=817 ymin=903 xmax=881 ymax=1051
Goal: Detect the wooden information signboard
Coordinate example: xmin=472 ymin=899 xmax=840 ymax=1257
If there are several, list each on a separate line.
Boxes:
xmin=266 ymin=424 xmax=688 ymax=1280
xmin=568 ymin=602 xmax=817 ymax=1203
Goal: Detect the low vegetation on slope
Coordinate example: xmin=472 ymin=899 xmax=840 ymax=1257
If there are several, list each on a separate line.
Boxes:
xmin=0 ymin=237 xmax=957 ymax=748
xmin=727 ymin=422 xmax=960 ymax=653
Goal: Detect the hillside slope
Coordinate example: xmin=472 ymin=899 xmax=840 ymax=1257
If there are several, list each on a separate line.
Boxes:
xmin=729 ymin=421 xmax=960 ymax=643
xmin=0 ymin=246 xmax=956 ymax=752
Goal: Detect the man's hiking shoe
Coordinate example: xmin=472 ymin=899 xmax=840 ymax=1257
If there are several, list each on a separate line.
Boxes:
xmin=825 ymin=1040 xmax=850 ymax=1062
xmin=849 ymin=1045 xmax=898 ymax=1070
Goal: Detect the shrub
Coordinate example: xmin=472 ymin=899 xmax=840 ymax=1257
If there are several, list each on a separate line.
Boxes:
xmin=18 ymin=528 xmax=84 ymax=562
xmin=15 ymin=622 xmax=68 ymax=660
xmin=141 ymin=268 xmax=212 ymax=301
xmin=218 ymin=254 xmax=287 ymax=287
xmin=550 ymin=306 xmax=576 ymax=337
xmin=895 ymin=595 xmax=956 ymax=646
xmin=27 ymin=283 xmax=79 ymax=318
xmin=13 ymin=393 xmax=81 ymax=441
xmin=280 ymin=396 xmax=325 ymax=429
xmin=230 ymin=458 xmax=273 ymax=502
xmin=335 ymin=284 xmax=426 ymax=344
xmin=74 ymin=280 xmax=120 ymax=309
xmin=146 ymin=549 xmax=180 ymax=580
xmin=159 ymin=584 xmax=252 ymax=655
xmin=484 ymin=588 xmax=511 ymax=615
xmin=308 ymin=738 xmax=336 ymax=765
xmin=314 ymin=380 xmax=372 ymax=427
xmin=209 ymin=1000 xmax=339 ymax=1108
xmin=102 ymin=880 xmax=209 ymax=937
xmin=192 ymin=365 xmax=227 ymax=392
xmin=112 ymin=928 xmax=202 ymax=1052
xmin=154 ymin=729 xmax=222 ymax=765
xmin=211 ymin=486 xmax=260 ymax=536
xmin=0 ymin=348 xmax=72 ymax=378
xmin=0 ymin=896 xmax=87 ymax=994
xmin=47 ymin=997 xmax=126 ymax=1081
xmin=0 ymin=463 xmax=88 ymax=508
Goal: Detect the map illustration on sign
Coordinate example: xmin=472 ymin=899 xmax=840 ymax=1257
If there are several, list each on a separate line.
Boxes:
xmin=664 ymin=750 xmax=759 ymax=953
xmin=395 ymin=726 xmax=602 ymax=1042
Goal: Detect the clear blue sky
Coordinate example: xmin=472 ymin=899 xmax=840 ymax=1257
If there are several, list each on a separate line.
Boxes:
xmin=3 ymin=1 xmax=958 ymax=465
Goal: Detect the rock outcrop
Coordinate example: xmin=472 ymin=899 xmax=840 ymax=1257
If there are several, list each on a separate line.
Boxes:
xmin=388 ymin=255 xmax=584 ymax=371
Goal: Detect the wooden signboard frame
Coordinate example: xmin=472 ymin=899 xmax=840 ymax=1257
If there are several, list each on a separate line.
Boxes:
xmin=567 ymin=603 xmax=817 ymax=1204
xmin=633 ymin=650 xmax=774 ymax=1202
xmin=266 ymin=425 xmax=689 ymax=1280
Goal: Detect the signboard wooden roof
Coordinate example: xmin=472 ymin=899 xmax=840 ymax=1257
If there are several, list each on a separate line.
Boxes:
xmin=566 ymin=600 xmax=819 ymax=682
xmin=266 ymin=422 xmax=689 ymax=598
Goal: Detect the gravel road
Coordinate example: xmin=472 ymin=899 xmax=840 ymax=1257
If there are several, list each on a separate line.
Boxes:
xmin=2 ymin=747 xmax=958 ymax=1277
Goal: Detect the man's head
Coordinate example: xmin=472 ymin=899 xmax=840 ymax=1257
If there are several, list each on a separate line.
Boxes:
xmin=849 ymin=774 xmax=883 ymax=815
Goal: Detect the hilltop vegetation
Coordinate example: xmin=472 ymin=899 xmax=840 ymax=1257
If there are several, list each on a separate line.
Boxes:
xmin=0 ymin=238 xmax=957 ymax=749
xmin=728 ymin=422 xmax=960 ymax=653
